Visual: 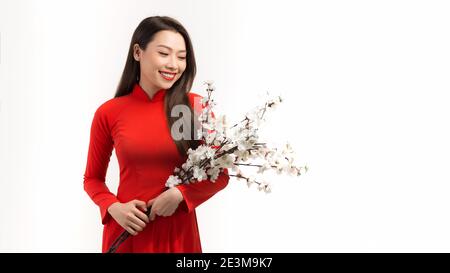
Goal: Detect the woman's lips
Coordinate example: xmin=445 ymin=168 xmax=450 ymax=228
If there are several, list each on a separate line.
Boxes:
xmin=159 ymin=71 xmax=176 ymax=81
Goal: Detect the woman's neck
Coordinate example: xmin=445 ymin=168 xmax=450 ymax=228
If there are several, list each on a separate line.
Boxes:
xmin=139 ymin=79 xmax=160 ymax=100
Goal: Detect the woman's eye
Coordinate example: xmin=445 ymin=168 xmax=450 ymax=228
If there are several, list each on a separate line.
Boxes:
xmin=159 ymin=52 xmax=186 ymax=60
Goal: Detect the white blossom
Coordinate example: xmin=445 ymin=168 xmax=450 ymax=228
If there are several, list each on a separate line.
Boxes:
xmin=262 ymin=181 xmax=272 ymax=193
xmin=257 ymin=162 xmax=272 ymax=174
xmin=207 ymin=167 xmax=220 ymax=182
xmin=164 ymin=82 xmax=307 ymax=194
xmin=216 ymin=153 xmax=236 ymax=168
xmin=165 ymin=175 xmax=182 ymax=188
xmin=193 ymin=166 xmax=207 ymax=181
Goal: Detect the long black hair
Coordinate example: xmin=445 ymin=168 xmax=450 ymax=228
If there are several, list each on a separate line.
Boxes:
xmin=115 ymin=16 xmax=200 ymax=156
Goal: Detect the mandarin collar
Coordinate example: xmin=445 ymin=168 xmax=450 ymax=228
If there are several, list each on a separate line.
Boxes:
xmin=131 ymin=83 xmax=166 ymax=102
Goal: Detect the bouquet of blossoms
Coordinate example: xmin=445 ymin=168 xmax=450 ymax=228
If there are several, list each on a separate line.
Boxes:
xmin=167 ymin=81 xmax=308 ymax=192
xmin=107 ymin=81 xmax=308 ymax=253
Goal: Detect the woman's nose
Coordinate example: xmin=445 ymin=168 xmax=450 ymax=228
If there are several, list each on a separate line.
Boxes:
xmin=166 ymin=55 xmax=178 ymax=69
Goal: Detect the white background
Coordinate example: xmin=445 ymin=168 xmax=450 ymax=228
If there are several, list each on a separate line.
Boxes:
xmin=1 ymin=0 xmax=449 ymax=252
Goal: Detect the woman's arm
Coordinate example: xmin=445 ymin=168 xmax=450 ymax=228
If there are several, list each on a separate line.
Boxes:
xmin=83 ymin=106 xmax=120 ymax=225
xmin=170 ymin=92 xmax=230 ymax=213
xmin=175 ymin=169 xmax=229 ymax=213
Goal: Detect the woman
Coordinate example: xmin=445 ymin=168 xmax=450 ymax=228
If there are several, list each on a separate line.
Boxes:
xmin=83 ymin=16 xmax=229 ymax=253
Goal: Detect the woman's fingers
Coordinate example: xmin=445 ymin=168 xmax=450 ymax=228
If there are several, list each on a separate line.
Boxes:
xmin=161 ymin=208 xmax=175 ymax=217
xmin=149 ymin=206 xmax=157 ymax=221
xmin=127 ymin=213 xmax=146 ymax=229
xmin=133 ymin=207 xmax=150 ymax=223
xmin=129 ymin=221 xmax=143 ymax=232
xmin=155 ymin=204 xmax=175 ymax=218
xmin=127 ymin=222 xmax=141 ymax=235
xmin=147 ymin=198 xmax=155 ymax=208
xmin=134 ymin=200 xmax=148 ymax=212
xmin=132 ymin=199 xmax=147 ymax=207
xmin=126 ymin=226 xmax=137 ymax=236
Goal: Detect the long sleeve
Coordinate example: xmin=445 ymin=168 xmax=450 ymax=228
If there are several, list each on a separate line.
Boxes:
xmin=175 ymin=92 xmax=230 ymax=213
xmin=176 ymin=168 xmax=229 ymax=213
xmin=83 ymin=106 xmax=119 ymax=225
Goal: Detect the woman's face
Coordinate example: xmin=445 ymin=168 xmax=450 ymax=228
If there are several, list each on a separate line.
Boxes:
xmin=134 ymin=30 xmax=187 ymax=91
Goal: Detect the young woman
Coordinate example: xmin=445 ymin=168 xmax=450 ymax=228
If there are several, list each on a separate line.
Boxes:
xmin=83 ymin=16 xmax=229 ymax=253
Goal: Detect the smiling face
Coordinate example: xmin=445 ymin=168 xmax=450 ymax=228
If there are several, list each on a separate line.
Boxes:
xmin=133 ymin=30 xmax=187 ymax=95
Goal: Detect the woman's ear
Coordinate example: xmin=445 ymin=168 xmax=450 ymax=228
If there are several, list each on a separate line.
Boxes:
xmin=133 ymin=44 xmax=141 ymax=61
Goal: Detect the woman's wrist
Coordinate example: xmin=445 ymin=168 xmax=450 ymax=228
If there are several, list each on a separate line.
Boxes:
xmin=107 ymin=201 xmax=120 ymax=214
xmin=172 ymin=187 xmax=184 ymax=203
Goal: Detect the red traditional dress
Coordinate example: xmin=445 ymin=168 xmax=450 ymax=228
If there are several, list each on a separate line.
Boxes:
xmin=83 ymin=83 xmax=229 ymax=253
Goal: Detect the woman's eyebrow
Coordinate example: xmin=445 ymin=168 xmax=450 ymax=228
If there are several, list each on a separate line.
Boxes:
xmin=157 ymin=45 xmax=186 ymax=53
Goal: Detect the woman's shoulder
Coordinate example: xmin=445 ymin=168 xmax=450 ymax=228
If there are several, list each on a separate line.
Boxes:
xmin=93 ymin=95 xmax=130 ymax=118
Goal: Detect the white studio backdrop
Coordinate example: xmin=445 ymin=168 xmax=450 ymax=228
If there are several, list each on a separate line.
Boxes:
xmin=1 ymin=0 xmax=450 ymax=252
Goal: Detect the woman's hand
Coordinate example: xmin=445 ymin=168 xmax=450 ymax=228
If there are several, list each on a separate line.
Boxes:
xmin=107 ymin=200 xmax=150 ymax=236
xmin=147 ymin=187 xmax=184 ymax=221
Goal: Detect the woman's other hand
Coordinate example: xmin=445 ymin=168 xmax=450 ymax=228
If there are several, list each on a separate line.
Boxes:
xmin=147 ymin=187 xmax=184 ymax=221
xmin=107 ymin=200 xmax=149 ymax=236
